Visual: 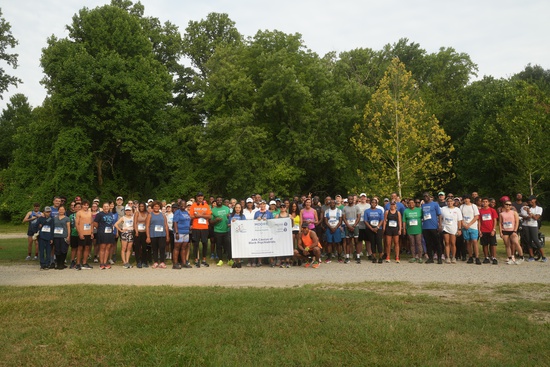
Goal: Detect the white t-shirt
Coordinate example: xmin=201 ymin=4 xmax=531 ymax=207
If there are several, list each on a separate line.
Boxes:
xmin=243 ymin=208 xmax=258 ymax=220
xmin=355 ymin=203 xmax=369 ymax=229
xmin=460 ymin=204 xmax=479 ymax=230
xmin=441 ymin=206 xmax=463 ymax=234
xmin=325 ymin=208 xmax=342 ymax=229
xmin=521 ymin=206 xmax=543 ymax=227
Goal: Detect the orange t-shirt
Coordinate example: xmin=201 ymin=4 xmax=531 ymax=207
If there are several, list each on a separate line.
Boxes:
xmin=189 ymin=201 xmax=212 ymax=230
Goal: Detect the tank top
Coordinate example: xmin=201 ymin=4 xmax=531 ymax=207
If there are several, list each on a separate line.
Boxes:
xmin=122 ymin=216 xmax=134 ymax=232
xmin=301 ymin=231 xmax=313 ymax=247
xmin=149 ymin=212 xmax=166 ymax=237
xmin=136 ymin=212 xmax=148 ymax=232
xmin=386 ymin=210 xmax=399 ymax=229
xmin=292 ymin=214 xmax=300 ymax=231
xmin=500 ymin=210 xmax=516 ymax=231
xmin=301 ymin=208 xmax=316 ymax=229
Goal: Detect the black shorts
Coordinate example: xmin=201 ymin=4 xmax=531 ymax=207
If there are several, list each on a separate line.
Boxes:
xmin=358 ymin=228 xmax=368 ymax=242
xmin=385 ymin=227 xmax=399 ymax=236
xmin=192 ymin=229 xmax=209 ymax=245
xmin=96 ymin=233 xmax=115 ymax=245
xmin=480 ymin=232 xmax=497 ymax=246
xmin=208 ymin=224 xmax=215 ymax=238
xmin=70 ymin=235 xmax=79 ymax=249
xmin=78 ymin=235 xmax=92 ymax=247
xmin=501 ymin=231 xmax=516 ymax=236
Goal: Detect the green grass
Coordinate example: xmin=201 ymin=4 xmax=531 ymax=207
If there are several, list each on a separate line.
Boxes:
xmin=0 ymin=284 xmax=548 ymax=366
xmin=0 ymin=222 xmax=26 ymax=234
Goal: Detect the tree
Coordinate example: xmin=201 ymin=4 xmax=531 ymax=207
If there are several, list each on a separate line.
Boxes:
xmin=0 ymin=8 xmax=21 ymax=98
xmin=0 ymin=94 xmax=32 ymax=168
xmin=352 ymin=58 xmax=454 ymax=197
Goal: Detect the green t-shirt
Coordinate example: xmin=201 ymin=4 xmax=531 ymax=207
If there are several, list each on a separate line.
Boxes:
xmin=211 ymin=205 xmax=230 ymax=233
xmin=403 ymin=207 xmax=422 ymax=235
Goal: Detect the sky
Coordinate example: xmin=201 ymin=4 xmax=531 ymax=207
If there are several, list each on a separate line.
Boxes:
xmin=1 ymin=0 xmax=549 ymax=110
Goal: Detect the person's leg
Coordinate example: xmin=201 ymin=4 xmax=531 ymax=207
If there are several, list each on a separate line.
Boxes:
xmin=423 ymin=230 xmax=434 ymax=260
xmin=38 ymin=239 xmax=46 ymax=268
xmin=159 ymin=238 xmax=167 ymax=265
xmin=509 ymin=233 xmax=523 ymax=258
xmin=384 ymin=235 xmax=391 ymax=260
xmin=393 ymin=235 xmax=400 ymax=261
xmin=151 ymin=237 xmax=160 ymax=265
xmin=443 ymin=233 xmax=451 ymax=258
xmin=99 ymin=243 xmax=107 ymax=266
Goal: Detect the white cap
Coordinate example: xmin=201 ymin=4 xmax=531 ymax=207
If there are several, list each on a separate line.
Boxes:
xmin=246 ymin=198 xmax=253 ymax=203
xmin=147 ymin=199 xmax=153 ymax=203
xmin=269 ymin=200 xmax=276 ymax=205
xmin=116 ymin=196 xmax=123 ymax=200
xmin=124 ymin=205 xmax=132 ymax=211
xmin=360 ymin=193 xmax=367 ymax=197
xmin=186 ymin=200 xmax=193 ymax=206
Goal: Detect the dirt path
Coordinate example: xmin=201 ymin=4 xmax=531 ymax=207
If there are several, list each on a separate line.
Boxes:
xmin=1 ymin=259 xmax=548 ymax=287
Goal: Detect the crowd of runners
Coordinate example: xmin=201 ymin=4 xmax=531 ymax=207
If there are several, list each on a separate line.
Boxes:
xmin=23 ymin=190 xmax=546 ymax=270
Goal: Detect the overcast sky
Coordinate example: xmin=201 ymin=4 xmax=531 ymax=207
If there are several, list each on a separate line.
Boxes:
xmin=1 ymin=0 xmax=549 ymax=110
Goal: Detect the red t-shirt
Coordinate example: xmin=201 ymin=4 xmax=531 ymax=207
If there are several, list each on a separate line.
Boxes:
xmin=478 ymin=207 xmax=498 ymax=233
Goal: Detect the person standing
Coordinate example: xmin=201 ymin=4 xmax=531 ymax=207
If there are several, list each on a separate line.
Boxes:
xmin=521 ymin=196 xmax=546 ymax=262
xmin=134 ymin=202 xmax=149 ymax=268
xmin=23 ymin=203 xmax=42 ymax=260
xmin=75 ymin=200 xmax=94 ymax=270
xmin=383 ymin=201 xmax=402 ymax=263
xmin=500 ymin=200 xmax=524 ymax=264
xmin=146 ymin=201 xmax=170 ymax=269
xmin=36 ymin=207 xmax=54 ymax=270
xmin=115 ymin=205 xmax=135 ymax=268
xmin=189 ymin=192 xmax=212 ymax=267
xmin=342 ymin=195 xmax=362 ymax=264
xmin=403 ymin=198 xmax=423 ymax=263
xmin=52 ymin=206 xmax=71 ymax=270
xmin=228 ymin=203 xmax=246 ymax=268
xmin=364 ymin=198 xmax=385 ymax=264
xmin=324 ymin=199 xmax=342 ymax=264
xmin=479 ymin=197 xmax=499 ymax=264
xmin=94 ymin=202 xmax=116 ymax=270
xmin=440 ymin=198 xmax=463 ymax=264
xmin=211 ymin=196 xmax=232 ymax=267
xmin=173 ymin=200 xmax=193 ymax=269
xmin=421 ymin=192 xmax=442 ymax=264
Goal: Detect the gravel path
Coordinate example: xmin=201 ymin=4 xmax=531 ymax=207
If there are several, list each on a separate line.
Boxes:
xmin=1 ymin=259 xmax=548 ymax=287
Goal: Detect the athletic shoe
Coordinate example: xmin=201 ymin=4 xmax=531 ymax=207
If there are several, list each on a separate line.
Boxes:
xmin=237 ymin=262 xmax=242 ymax=268
xmin=467 ymin=257 xmax=474 ymax=264
xmin=356 ymin=258 xmax=361 ymax=264
xmin=325 ymin=259 xmax=332 ymax=264
xmin=445 ymin=257 xmax=451 ymax=264
xmin=159 ymin=262 xmax=167 ymax=269
xmin=40 ymin=266 xmax=48 ymax=270
xmin=70 ymin=260 xmax=76 ymax=269
xmin=377 ymin=258 xmax=383 ymax=264
xmin=437 ymin=258 xmax=443 ymax=264
xmin=93 ymin=257 xmax=99 ymax=263
xmin=515 ymin=258 xmax=523 ymax=264
xmin=451 ymin=257 xmax=457 ymax=264
xmin=425 ymin=259 xmax=434 ymax=264
xmin=256 ymin=262 xmax=262 ymax=267
xmin=105 ymin=264 xmax=111 ymax=269
xmin=201 ymin=261 xmax=210 ymax=267
xmin=344 ymin=258 xmax=350 ymax=264
xmin=246 ymin=262 xmax=251 ymax=267
xmin=542 ymin=257 xmax=548 ymax=263
xmin=338 ymin=258 xmax=343 ymax=263
xmin=417 ymin=258 xmax=424 ymax=264
xmin=75 ymin=264 xmax=82 ymax=271
xmin=409 ymin=258 xmax=417 ymax=263
xmin=137 ymin=262 xmax=142 ymax=269
xmin=461 ymin=256 xmax=467 ymax=262
xmin=142 ymin=262 xmax=149 ymax=268
xmin=367 ymin=254 xmax=373 ymax=261
xmin=227 ymin=259 xmax=234 ymax=267
xmin=173 ymin=263 xmax=181 ymax=269
xmin=285 ymin=262 xmax=290 ymax=268
xmin=33 ymin=256 xmax=38 ymax=260
xmin=395 ymin=258 xmax=400 ymax=264
xmin=82 ymin=263 xmax=93 ymax=269
xmin=210 ymin=253 xmax=215 ymax=259
xmin=217 ymin=260 xmax=223 ymax=266
xmin=312 ymin=261 xmax=320 ymax=269
xmin=506 ymin=259 xmax=514 ymax=265
xmin=183 ymin=262 xmax=192 ymax=269
xmin=232 ymin=262 xmax=238 ymax=268
xmin=25 ymin=256 xmax=31 ymax=261
xmin=492 ymin=258 xmax=498 ymax=265
xmin=152 ymin=262 xmax=159 ymax=269
xmin=108 ymin=259 xmax=115 ymax=265
xmin=385 ymin=258 xmax=390 ymax=263
xmin=475 ymin=258 xmax=482 ymax=265
xmin=372 ymin=258 xmax=377 ymax=264
xmin=100 ymin=265 xmax=106 ymax=270
xmin=483 ymin=257 xmax=490 ymax=264
xmin=195 ymin=261 xmax=201 ymax=268
xmin=304 ymin=261 xmax=311 ymax=268
xmin=527 ymin=257 xmax=535 ymax=262
xmin=49 ymin=262 xmax=56 ymax=269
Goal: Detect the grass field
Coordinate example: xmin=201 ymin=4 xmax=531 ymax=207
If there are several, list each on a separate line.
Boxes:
xmin=0 ymin=283 xmax=549 ymax=366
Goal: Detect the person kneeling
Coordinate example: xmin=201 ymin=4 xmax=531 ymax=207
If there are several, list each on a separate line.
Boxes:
xmin=294 ymin=222 xmax=322 ymax=268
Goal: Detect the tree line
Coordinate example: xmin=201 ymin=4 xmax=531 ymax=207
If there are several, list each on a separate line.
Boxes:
xmin=1 ymin=0 xmax=549 ymax=222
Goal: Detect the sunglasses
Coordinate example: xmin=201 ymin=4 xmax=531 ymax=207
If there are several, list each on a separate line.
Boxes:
xmin=505 ymin=203 xmax=512 ymax=206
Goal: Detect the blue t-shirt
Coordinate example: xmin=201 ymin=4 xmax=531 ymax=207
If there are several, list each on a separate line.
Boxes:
xmin=173 ymin=209 xmax=191 ymax=234
xmin=94 ymin=211 xmax=115 ymax=235
xmin=421 ymin=201 xmax=441 ymax=230
xmin=364 ymin=208 xmax=384 ymax=229
xmin=254 ymin=210 xmax=273 ymax=220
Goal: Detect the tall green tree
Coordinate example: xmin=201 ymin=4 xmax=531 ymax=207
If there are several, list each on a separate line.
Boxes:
xmin=353 ymin=58 xmax=453 ymax=197
xmin=0 ymin=8 xmax=21 ymax=98
xmin=0 ymin=94 xmax=32 ymax=168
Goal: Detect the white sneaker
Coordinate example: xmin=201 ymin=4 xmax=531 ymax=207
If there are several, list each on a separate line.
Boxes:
xmin=108 ymin=259 xmax=115 ymax=265
xmin=25 ymin=256 xmax=31 ymax=261
xmin=515 ymin=258 xmax=523 ymax=265
xmin=506 ymin=259 xmax=514 ymax=265
xmin=33 ymin=256 xmax=38 ymax=260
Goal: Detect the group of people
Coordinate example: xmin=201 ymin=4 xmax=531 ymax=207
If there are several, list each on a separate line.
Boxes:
xmin=23 ymin=190 xmax=546 ymax=271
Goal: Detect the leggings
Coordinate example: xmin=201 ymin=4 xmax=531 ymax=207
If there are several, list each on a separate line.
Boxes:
xmin=366 ymin=228 xmax=383 ymax=254
xmin=215 ymin=232 xmax=231 ymax=260
xmin=151 ymin=237 xmax=166 ymax=263
xmin=408 ymin=234 xmax=423 ymax=258
xmin=524 ymin=226 xmax=542 ymax=249
xmin=134 ymin=232 xmax=148 ymax=264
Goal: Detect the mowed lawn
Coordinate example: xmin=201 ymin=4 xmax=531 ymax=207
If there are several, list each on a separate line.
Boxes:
xmin=0 ymin=283 xmax=549 ymax=366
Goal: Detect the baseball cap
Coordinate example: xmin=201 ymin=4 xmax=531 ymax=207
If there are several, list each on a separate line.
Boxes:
xmin=301 ymin=222 xmax=309 ymax=228
xmin=44 ymin=206 xmax=52 ymax=212
xmin=269 ymin=200 xmax=276 ymax=205
xmin=197 ymin=192 xmax=204 ymax=197
xmin=246 ymin=198 xmax=253 ymax=203
xmin=360 ymin=193 xmax=367 ymax=197
xmin=186 ymin=200 xmax=193 ymax=206
xmin=116 ymin=196 xmax=123 ymax=200
xmin=438 ymin=192 xmax=445 ymax=196
xmin=147 ymin=199 xmax=153 ymax=203
xmin=124 ymin=205 xmax=132 ymax=211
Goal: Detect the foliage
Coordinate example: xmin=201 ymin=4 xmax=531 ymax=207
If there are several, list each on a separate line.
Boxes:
xmin=353 ymin=58 xmax=454 ymax=197
xmin=0 ymin=8 xmax=21 ymax=98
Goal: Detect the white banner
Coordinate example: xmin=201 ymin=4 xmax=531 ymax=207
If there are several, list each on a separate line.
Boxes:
xmin=231 ymin=218 xmax=294 ymax=258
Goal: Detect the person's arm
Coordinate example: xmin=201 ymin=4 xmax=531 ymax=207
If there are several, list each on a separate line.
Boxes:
xmin=65 ymin=219 xmax=71 ymax=243
xmin=145 ymin=214 xmax=151 ymax=243
xmin=309 ymin=230 xmax=320 ymax=248
xmin=114 ymin=217 xmax=124 ymax=233
xmin=354 ymin=210 xmax=360 ymax=229
xmin=383 ymin=211 xmax=388 ymax=231
xmin=491 ymin=212 xmax=497 ymax=236
xmin=133 ymin=213 xmax=140 ymax=237
xmin=22 ymin=211 xmax=32 ymax=223
xmin=164 ymin=215 xmax=170 ymax=243
xmin=397 ymin=212 xmax=402 ymax=234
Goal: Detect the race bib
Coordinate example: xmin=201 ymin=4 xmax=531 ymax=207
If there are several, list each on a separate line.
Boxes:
xmin=42 ymin=225 xmax=51 ymax=233
xmin=370 ymin=220 xmax=379 ymax=227
xmin=138 ymin=223 xmax=146 ymax=231
xmin=154 ymin=225 xmax=164 ymax=232
xmin=408 ymin=219 xmax=418 ymax=226
xmin=198 ymin=218 xmax=207 ymax=225
xmin=54 ymin=227 xmax=64 ymax=234
xmin=463 ymin=216 xmax=471 ymax=222
xmin=328 ymin=219 xmax=338 ymax=227
xmin=167 ymin=219 xmax=173 ymax=228
xmin=292 ymin=224 xmax=299 ymax=231
xmin=388 ymin=220 xmax=397 ymax=228
xmin=125 ymin=220 xmax=133 ymax=229
xmin=104 ymin=227 xmax=112 ymax=234
xmin=503 ymin=221 xmax=513 ymax=229
xmin=83 ymin=223 xmax=91 ymax=231
xmin=482 ymin=214 xmax=492 ymax=221
xmin=444 ymin=217 xmax=453 ymax=224
xmin=423 ymin=213 xmax=432 ymax=220
xmin=348 ymin=219 xmax=356 ymax=225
